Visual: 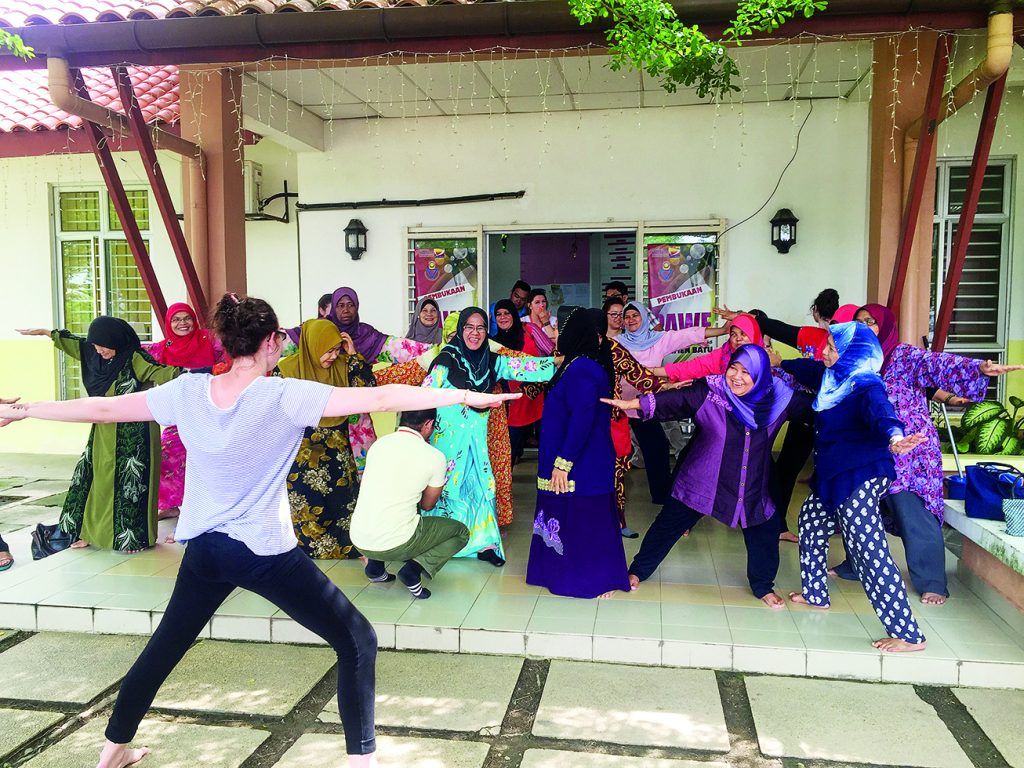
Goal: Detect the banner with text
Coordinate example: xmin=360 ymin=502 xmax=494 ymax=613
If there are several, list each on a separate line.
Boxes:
xmin=413 ymin=239 xmax=478 ymax=320
xmin=645 ymin=235 xmax=718 ymax=362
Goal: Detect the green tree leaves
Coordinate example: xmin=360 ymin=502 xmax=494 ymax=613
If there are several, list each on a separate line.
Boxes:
xmin=0 ymin=29 xmax=34 ymax=60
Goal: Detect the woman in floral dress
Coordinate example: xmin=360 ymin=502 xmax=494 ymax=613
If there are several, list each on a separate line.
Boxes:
xmin=276 ymin=319 xmax=375 ymax=559
xmin=422 ymin=308 xmax=555 ymax=565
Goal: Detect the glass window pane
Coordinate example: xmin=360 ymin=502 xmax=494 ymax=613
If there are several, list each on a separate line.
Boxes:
xmin=58 ymin=191 xmax=101 ymax=232
xmin=60 ymin=239 xmax=100 ymax=399
xmin=108 ymin=190 xmax=150 ymax=232
xmin=104 ymin=240 xmax=153 ymax=341
xmin=946 ymin=165 xmax=1006 ymax=216
xmin=932 ymin=223 xmax=1003 ymax=346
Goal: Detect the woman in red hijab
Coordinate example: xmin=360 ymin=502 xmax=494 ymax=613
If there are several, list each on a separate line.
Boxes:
xmin=148 ymin=303 xmax=223 ymax=519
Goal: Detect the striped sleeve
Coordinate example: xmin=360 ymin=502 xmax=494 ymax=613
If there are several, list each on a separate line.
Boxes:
xmin=146 ymin=375 xmax=189 ymax=427
xmin=280 ymin=379 xmax=334 ymax=428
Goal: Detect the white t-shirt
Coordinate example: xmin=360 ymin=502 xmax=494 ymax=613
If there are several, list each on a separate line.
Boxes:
xmin=350 ymin=427 xmax=448 ymax=552
xmin=146 ymin=374 xmax=333 ymax=556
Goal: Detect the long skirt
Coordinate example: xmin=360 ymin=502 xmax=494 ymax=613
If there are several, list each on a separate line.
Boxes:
xmin=287 ymin=424 xmax=362 ymax=560
xmin=488 ymin=398 xmax=515 ymax=527
xmin=526 ymin=491 xmax=631 ymax=599
xmin=157 ymin=426 xmax=186 ymax=512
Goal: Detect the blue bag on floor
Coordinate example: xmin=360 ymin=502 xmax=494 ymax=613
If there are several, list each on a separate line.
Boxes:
xmin=965 ymin=462 xmax=1024 ymax=521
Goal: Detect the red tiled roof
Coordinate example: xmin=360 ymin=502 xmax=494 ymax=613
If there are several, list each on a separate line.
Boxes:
xmin=0 ymin=0 xmax=484 ymax=26
xmin=0 ymin=64 xmax=178 ymax=132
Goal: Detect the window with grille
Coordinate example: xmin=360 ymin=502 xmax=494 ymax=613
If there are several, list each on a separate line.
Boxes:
xmin=931 ymin=159 xmax=1012 ymax=400
xmin=54 ymin=188 xmax=153 ymax=399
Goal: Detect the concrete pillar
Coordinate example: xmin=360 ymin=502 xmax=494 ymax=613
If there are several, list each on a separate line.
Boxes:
xmin=180 ymin=66 xmax=247 ymax=301
xmin=866 ymin=31 xmax=939 ymax=344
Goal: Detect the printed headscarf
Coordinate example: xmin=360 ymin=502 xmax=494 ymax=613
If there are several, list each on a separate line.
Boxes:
xmin=277 ymin=319 xmax=352 ymax=427
xmin=155 ymin=303 xmax=215 ymax=369
xmin=813 ymin=321 xmax=885 ymax=412
xmin=405 ymin=298 xmax=443 ymax=345
xmin=329 ymin=287 xmax=388 ymax=361
xmin=716 ymin=345 xmax=793 ymax=430
xmin=80 ymin=316 xmax=143 ymax=397
xmin=490 ymin=299 xmax=525 ymax=351
xmin=616 ymin=301 xmax=661 ymax=353
xmin=857 ymin=303 xmax=899 ymax=372
xmin=428 ymin=307 xmax=499 ymax=401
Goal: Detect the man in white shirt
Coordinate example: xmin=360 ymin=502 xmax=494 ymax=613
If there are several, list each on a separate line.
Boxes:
xmin=350 ymin=408 xmax=469 ymax=600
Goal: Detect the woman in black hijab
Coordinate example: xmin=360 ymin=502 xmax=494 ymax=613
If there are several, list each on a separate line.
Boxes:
xmin=19 ymin=316 xmax=184 ymax=553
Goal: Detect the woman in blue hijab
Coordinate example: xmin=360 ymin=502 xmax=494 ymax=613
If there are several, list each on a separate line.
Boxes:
xmin=780 ymin=322 xmax=929 ymax=653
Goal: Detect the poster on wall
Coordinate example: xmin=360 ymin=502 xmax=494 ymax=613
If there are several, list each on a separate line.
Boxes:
xmin=413 ymin=239 xmax=478 ymax=320
xmin=645 ymin=234 xmax=719 ymax=361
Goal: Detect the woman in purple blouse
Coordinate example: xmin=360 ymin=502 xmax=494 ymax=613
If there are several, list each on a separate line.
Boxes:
xmin=604 ymin=345 xmax=814 ymax=609
xmin=828 ymin=304 xmax=1023 ymax=606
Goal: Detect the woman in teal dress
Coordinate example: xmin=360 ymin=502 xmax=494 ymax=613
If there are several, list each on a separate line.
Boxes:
xmin=19 ymin=318 xmax=183 ymax=553
xmin=422 ymin=307 xmax=555 ymax=565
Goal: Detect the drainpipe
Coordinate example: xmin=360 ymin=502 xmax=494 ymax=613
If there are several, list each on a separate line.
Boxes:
xmin=894 ymin=7 xmax=1013 ymax=334
xmin=47 ymin=55 xmax=209 ymax=295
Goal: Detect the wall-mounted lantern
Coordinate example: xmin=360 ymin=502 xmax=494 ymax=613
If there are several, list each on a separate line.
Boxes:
xmin=344 ymin=218 xmax=368 ymax=260
xmin=770 ymin=208 xmax=798 ymax=254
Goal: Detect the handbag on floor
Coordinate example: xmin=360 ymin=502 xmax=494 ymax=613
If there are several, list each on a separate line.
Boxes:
xmin=965 ymin=462 xmax=1024 ymax=521
xmin=30 ymin=522 xmax=72 ymax=560
xmin=1003 ymin=475 xmax=1024 ymax=535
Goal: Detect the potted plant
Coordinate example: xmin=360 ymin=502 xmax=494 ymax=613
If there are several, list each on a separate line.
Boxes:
xmin=935 ymin=397 xmax=1024 ymax=456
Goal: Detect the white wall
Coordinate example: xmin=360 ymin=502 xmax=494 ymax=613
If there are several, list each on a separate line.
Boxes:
xmin=291 ymin=99 xmax=870 ymax=335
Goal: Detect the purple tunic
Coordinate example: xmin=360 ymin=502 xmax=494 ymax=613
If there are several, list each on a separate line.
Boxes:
xmin=641 ymin=378 xmax=813 ymax=528
xmin=882 ymin=344 xmax=987 ymax=522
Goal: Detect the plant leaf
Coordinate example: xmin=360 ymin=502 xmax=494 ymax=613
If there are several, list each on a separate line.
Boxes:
xmin=975 ymin=418 xmax=1009 ymax=454
xmin=961 ymin=401 xmax=1006 ymax=430
xmin=1000 ymin=436 xmax=1022 ymax=456
xmin=1009 ymin=395 xmax=1023 ymax=410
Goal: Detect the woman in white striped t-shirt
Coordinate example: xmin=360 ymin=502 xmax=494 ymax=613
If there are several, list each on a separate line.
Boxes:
xmin=0 ymin=293 xmax=518 ymax=768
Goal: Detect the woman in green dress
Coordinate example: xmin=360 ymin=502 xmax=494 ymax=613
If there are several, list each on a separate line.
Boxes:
xmin=276 ymin=319 xmax=375 ymax=559
xmin=19 ymin=318 xmax=183 ymax=553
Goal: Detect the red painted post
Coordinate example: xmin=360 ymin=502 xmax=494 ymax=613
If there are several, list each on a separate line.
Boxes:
xmin=932 ymin=73 xmax=1007 ymax=353
xmin=888 ymin=35 xmax=950 ymax=316
xmin=112 ymin=65 xmax=209 ymax=322
xmin=72 ymin=69 xmax=169 ymax=334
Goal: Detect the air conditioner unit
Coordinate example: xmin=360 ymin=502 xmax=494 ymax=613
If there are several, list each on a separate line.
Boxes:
xmin=243 ymin=161 xmax=263 ymax=215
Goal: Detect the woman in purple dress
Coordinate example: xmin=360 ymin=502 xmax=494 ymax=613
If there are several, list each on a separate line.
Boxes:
xmin=829 ymin=304 xmax=1023 ymax=605
xmin=605 ymin=345 xmax=814 ymax=608
xmin=526 ymin=308 xmax=631 ymax=599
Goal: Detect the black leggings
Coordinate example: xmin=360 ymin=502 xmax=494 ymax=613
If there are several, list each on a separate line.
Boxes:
xmin=105 ymin=532 xmax=377 ymax=755
xmin=629 ymin=497 xmax=781 ymax=598
xmin=629 ymin=417 xmax=673 ymax=505
xmin=769 ymin=420 xmax=815 ymax=534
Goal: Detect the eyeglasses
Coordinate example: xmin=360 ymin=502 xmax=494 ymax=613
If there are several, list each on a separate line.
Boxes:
xmin=463 ymin=324 xmax=487 ymax=334
xmin=274 ymin=329 xmax=288 ymax=343
xmin=607 ymin=311 xmax=624 ymax=318
xmin=860 ymin=317 xmax=877 ymax=326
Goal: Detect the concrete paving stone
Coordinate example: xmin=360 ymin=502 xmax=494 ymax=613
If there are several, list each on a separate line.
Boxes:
xmin=152 ymin=639 xmax=335 ymax=717
xmin=953 ymin=688 xmax=1024 ymax=768
xmin=534 ymin=661 xmax=729 ymax=752
xmin=21 ymin=717 xmax=269 ymax=768
xmin=320 ymin=651 xmax=522 ymax=734
xmin=0 ymin=708 xmax=63 ymax=759
xmin=746 ymin=676 xmax=972 ymax=767
xmin=274 ymin=733 xmax=489 ymax=768
xmin=0 ymin=633 xmax=148 ymax=703
xmin=521 ymin=751 xmax=730 ymax=768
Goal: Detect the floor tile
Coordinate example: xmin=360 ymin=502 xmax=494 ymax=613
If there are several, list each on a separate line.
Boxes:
xmin=460 ymin=629 xmax=525 ymax=655
xmin=534 ymin=661 xmax=729 ymax=751
xmin=274 ymin=734 xmax=489 ymax=768
xmin=0 ymin=708 xmax=63 ymax=759
xmin=152 ymin=639 xmax=335 ymax=717
xmin=525 ymin=632 xmax=592 ymax=661
xmin=319 ymin=651 xmax=521 ymax=734
xmin=952 ymin=688 xmax=1024 ymax=767
xmin=396 ymin=624 xmax=460 ymax=652
xmin=20 ymin=718 xmax=269 ymax=768
xmin=661 ymin=604 xmax=728 ymax=627
xmin=0 ymin=633 xmax=147 ymax=703
xmin=747 ymin=676 xmax=972 ymax=767
xmin=521 ymin=751 xmax=729 ymax=768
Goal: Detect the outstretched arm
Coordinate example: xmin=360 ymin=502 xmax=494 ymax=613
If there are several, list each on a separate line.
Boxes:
xmin=0 ymin=392 xmax=153 ymax=426
xmin=323 ymin=383 xmax=518 ymax=419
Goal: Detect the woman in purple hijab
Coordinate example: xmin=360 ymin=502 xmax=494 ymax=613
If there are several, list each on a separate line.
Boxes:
xmin=603 ymin=345 xmax=814 ymax=608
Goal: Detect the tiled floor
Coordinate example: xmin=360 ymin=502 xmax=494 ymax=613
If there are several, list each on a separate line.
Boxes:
xmin=2 ymin=459 xmax=1024 ymax=688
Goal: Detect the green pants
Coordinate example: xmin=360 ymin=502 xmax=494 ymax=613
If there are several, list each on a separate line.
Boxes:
xmin=358 ymin=516 xmax=469 ymax=578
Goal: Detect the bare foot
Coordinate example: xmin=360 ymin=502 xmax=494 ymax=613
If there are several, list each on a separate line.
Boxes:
xmin=920 ymin=592 xmax=946 ymax=606
xmin=164 ymin=535 xmax=176 ymax=544
xmin=358 ymin=555 xmax=369 ymax=565
xmin=96 ymin=740 xmax=150 ymax=768
xmin=827 ymin=568 xmax=838 ymax=578
xmin=628 ymin=574 xmax=640 ymax=592
xmin=348 ymin=753 xmax=377 ymax=767
xmin=778 ymin=531 xmax=799 ymax=544
xmin=598 ymin=590 xmax=616 ymax=599
xmin=788 ymin=592 xmax=830 ymax=610
xmin=873 ymin=637 xmax=928 ymax=653
xmin=70 ymin=539 xmax=89 ymax=549
xmin=157 ymin=507 xmax=179 ymax=520
xmin=682 ymin=530 xmax=690 ymax=538
xmin=760 ymin=592 xmax=785 ymax=609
